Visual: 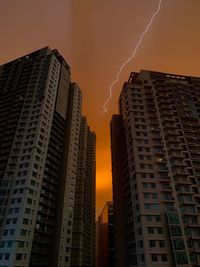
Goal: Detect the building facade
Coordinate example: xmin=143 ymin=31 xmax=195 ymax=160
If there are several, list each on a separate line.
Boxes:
xmin=111 ymin=70 xmax=200 ymax=267
xmin=97 ymin=201 xmax=115 ymax=267
xmin=0 ymin=47 xmax=96 ymax=267
xmin=70 ymin=116 xmax=96 ymax=267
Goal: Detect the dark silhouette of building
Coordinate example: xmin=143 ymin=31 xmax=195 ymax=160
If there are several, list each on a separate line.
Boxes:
xmin=71 ymin=117 xmax=96 ymax=267
xmin=111 ymin=70 xmax=200 ymax=267
xmin=97 ymin=201 xmax=115 ymax=267
xmin=0 ymin=47 xmax=96 ymax=267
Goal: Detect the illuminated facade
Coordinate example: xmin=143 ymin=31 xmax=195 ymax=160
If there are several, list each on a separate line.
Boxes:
xmin=111 ymin=70 xmax=200 ymax=267
xmin=0 ymin=47 xmax=96 ymax=267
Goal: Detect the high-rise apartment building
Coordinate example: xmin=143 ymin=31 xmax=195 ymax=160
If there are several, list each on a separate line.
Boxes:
xmin=71 ymin=116 xmax=96 ymax=267
xmin=97 ymin=201 xmax=115 ymax=267
xmin=0 ymin=47 xmax=96 ymax=267
xmin=111 ymin=70 xmax=200 ymax=267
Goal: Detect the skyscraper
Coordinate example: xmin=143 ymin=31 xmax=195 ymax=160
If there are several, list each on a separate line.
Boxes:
xmin=0 ymin=47 xmax=96 ymax=267
xmin=70 ymin=116 xmax=96 ymax=267
xmin=97 ymin=201 xmax=115 ymax=267
xmin=111 ymin=70 xmax=200 ymax=267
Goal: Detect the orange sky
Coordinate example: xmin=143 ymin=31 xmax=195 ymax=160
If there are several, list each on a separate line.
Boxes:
xmin=0 ymin=0 xmax=200 ymax=217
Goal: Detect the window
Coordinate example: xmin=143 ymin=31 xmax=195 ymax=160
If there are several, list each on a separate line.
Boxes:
xmin=32 ymin=171 xmax=37 ymax=177
xmin=171 ymin=226 xmax=182 ymax=236
xmin=4 ymin=230 xmax=8 ymax=236
xmin=16 ymin=253 xmax=23 ymax=260
xmin=161 ymin=254 xmax=168 ymax=262
xmin=173 ymin=239 xmax=185 ymax=250
xmin=149 ymin=240 xmax=156 ymax=247
xmin=190 ymin=254 xmax=197 ymax=264
xmin=153 ymin=203 xmax=160 ymax=210
xmin=21 ymin=229 xmax=27 ymax=236
xmin=149 ymin=173 xmax=154 ymax=179
xmin=15 ymin=208 xmax=19 ymax=213
xmin=27 ymin=198 xmax=32 ymax=204
xmin=18 ymin=241 xmax=24 ymax=248
xmin=23 ymin=218 xmax=29 ymax=225
xmin=0 ymin=241 xmax=5 ymax=248
xmin=17 ymin=198 xmax=21 ymax=203
xmin=143 ymin=182 xmax=148 ymax=188
xmin=148 ymin=227 xmax=154 ymax=234
xmin=157 ymin=227 xmax=163 ymax=234
xmin=5 ymin=253 xmax=10 ymax=260
xmin=31 ymin=180 xmax=36 ymax=186
xmin=25 ymin=208 xmax=31 ymax=214
xmin=144 ymin=193 xmax=150 ymax=199
xmin=6 ymin=219 xmax=11 ymax=224
xmin=12 ymin=218 xmax=17 ymax=224
xmin=153 ymin=193 xmax=158 ymax=199
xmin=10 ymin=229 xmax=15 ymax=235
xmin=140 ymin=253 xmax=145 ymax=262
xmin=145 ymin=203 xmax=159 ymax=211
xmin=141 ymin=173 xmax=146 ymax=178
xmin=7 ymin=241 xmax=12 ymax=248
xmin=175 ymin=252 xmax=188 ymax=264
xmin=8 ymin=208 xmax=13 ymax=214
xmin=151 ymin=254 xmax=158 ymax=262
xmin=159 ymin=240 xmax=165 ymax=247
xmin=146 ymin=215 xmax=153 ymax=221
xmin=138 ymin=227 xmax=142 ymax=235
xmin=156 ymin=215 xmax=161 ymax=222
xmin=168 ymin=213 xmax=179 ymax=224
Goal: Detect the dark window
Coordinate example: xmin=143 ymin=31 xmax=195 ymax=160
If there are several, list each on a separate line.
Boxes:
xmin=152 ymin=254 xmax=158 ymax=262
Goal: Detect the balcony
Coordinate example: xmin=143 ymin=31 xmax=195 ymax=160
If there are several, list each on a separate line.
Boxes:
xmin=162 ymin=120 xmax=177 ymax=127
xmin=162 ymin=195 xmax=175 ymax=202
xmin=168 ymin=145 xmax=182 ymax=151
xmin=161 ymin=186 xmax=173 ymax=192
xmin=192 ymin=248 xmax=200 ymax=253
xmin=154 ymin=148 xmax=165 ymax=156
xmin=147 ymin=107 xmax=157 ymax=113
xmin=160 ymin=175 xmax=171 ymax=181
xmin=149 ymin=121 xmax=159 ymax=127
xmin=158 ymin=165 xmax=169 ymax=172
xmin=173 ymin=169 xmax=188 ymax=176
xmin=190 ymin=153 xmax=200 ymax=160
xmin=161 ymin=116 xmax=176 ymax=124
xmin=188 ymin=146 xmax=198 ymax=152
xmin=169 ymin=153 xmax=184 ymax=159
xmin=175 ymin=178 xmax=191 ymax=185
xmin=178 ymin=190 xmax=193 ymax=195
xmin=171 ymin=161 xmax=185 ymax=168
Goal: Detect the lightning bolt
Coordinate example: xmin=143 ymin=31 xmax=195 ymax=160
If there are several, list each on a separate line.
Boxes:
xmin=102 ymin=0 xmax=164 ymax=113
